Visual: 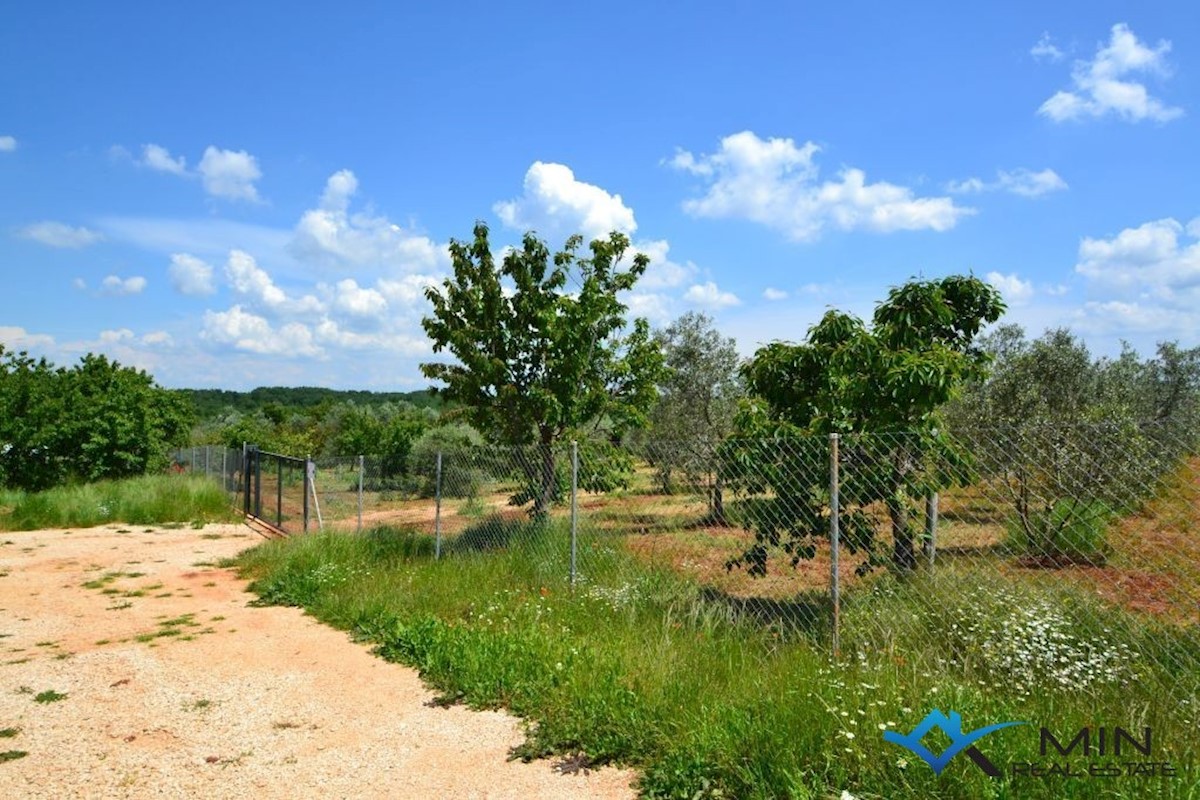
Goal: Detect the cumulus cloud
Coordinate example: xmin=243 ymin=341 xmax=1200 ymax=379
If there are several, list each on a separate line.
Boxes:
xmin=1070 ymin=217 xmax=1200 ymax=339
xmin=986 ymin=271 xmax=1035 ymax=305
xmin=224 ymin=249 xmax=322 ymax=314
xmin=101 ymin=275 xmax=147 ymax=296
xmin=495 ymin=162 xmax=638 ymax=243
xmin=141 ymin=144 xmax=188 ymax=175
xmin=0 ymin=136 xmax=16 ymax=152
xmin=1031 ymin=32 xmax=1065 ymax=62
xmin=201 ymin=305 xmax=322 ymax=357
xmin=142 ymin=331 xmax=174 ymax=346
xmin=197 ymin=146 xmax=263 ymax=201
xmin=947 ymin=168 xmax=1068 ymax=197
xmin=19 ymin=221 xmax=104 ymax=248
xmin=1075 ymin=217 xmax=1200 ymax=303
xmin=670 ymin=131 xmax=971 ymax=241
xmin=168 ymin=253 xmax=216 ymax=296
xmin=291 ymin=169 xmax=446 ymax=273
xmin=0 ymin=325 xmax=55 ymax=350
xmin=763 ymin=287 xmax=788 ymax=301
xmin=684 ymin=281 xmax=741 ymax=309
xmin=99 ymin=328 xmax=135 ymax=344
xmin=1038 ymin=23 xmax=1183 ymax=123
xmin=330 ymin=278 xmax=388 ymax=320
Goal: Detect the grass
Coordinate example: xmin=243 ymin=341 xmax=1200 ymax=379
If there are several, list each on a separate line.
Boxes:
xmin=236 ymin=521 xmax=1200 ymax=799
xmin=0 ymin=474 xmax=237 ymax=531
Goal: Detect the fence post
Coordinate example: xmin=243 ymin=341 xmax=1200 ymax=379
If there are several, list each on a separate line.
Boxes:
xmin=357 ymin=455 xmax=364 ymax=534
xmin=925 ymin=492 xmax=938 ymax=567
xmin=570 ymin=440 xmax=578 ymax=590
xmin=254 ymin=447 xmax=262 ymax=519
xmin=434 ymin=451 xmax=443 ymax=560
xmin=829 ymin=433 xmax=841 ymax=659
xmin=221 ymin=448 xmax=228 ymax=494
xmin=303 ymin=454 xmax=311 ymax=534
xmin=276 ymin=456 xmax=284 ymax=529
xmin=205 ymin=446 xmax=210 ymax=478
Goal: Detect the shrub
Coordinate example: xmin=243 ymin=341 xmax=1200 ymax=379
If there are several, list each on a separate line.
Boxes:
xmin=1005 ymin=498 xmax=1114 ymax=565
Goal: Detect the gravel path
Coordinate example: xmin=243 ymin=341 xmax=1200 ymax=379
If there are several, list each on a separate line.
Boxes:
xmin=0 ymin=524 xmax=636 ymax=799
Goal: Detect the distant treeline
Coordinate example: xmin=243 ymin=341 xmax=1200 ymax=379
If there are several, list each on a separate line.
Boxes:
xmin=182 ymin=386 xmax=440 ymax=421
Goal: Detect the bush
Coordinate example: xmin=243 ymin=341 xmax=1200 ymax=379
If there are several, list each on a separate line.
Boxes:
xmin=1005 ymin=498 xmax=1114 ymax=565
xmin=406 ymin=424 xmax=487 ymax=498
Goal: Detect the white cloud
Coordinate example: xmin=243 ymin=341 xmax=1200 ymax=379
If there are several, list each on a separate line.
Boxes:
xmin=0 ymin=136 xmax=16 ymax=152
xmin=684 ymin=281 xmax=741 ymax=309
xmin=1038 ymin=23 xmax=1182 ymax=123
xmin=141 ymin=144 xmax=188 ymax=175
xmin=495 ymin=161 xmax=638 ymax=242
xmin=72 ymin=278 xmax=87 ymax=291
xmin=1075 ymin=218 xmax=1200 ymax=305
xmin=947 ymin=168 xmax=1068 ymax=198
xmin=330 ymin=278 xmax=388 ymax=319
xmin=671 ymin=131 xmax=971 ymax=241
xmin=19 ymin=221 xmax=104 ymax=248
xmin=0 ymin=326 xmax=55 ymax=350
xmin=201 ymin=305 xmax=322 ymax=357
xmin=142 ymin=331 xmax=174 ymax=346
xmin=99 ymin=328 xmax=135 ymax=344
xmin=168 ymin=253 xmax=216 ymax=296
xmin=630 ymin=238 xmax=696 ymax=290
xmin=222 ymin=249 xmax=325 ymax=316
xmin=985 ymin=271 xmax=1035 ymax=305
xmin=624 ymin=292 xmax=673 ymax=324
xmin=763 ymin=287 xmax=788 ymax=301
xmin=1031 ymin=32 xmax=1065 ymax=62
xmin=101 ymin=275 xmax=147 ymax=296
xmin=197 ymin=146 xmax=262 ymax=201
xmin=291 ymin=170 xmax=447 ymax=273
xmin=1072 ymin=301 xmax=1198 ymax=338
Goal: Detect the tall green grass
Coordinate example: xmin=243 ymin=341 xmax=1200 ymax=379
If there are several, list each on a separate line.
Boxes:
xmin=235 ymin=522 xmax=1200 ymax=799
xmin=0 ymin=474 xmax=237 ymax=530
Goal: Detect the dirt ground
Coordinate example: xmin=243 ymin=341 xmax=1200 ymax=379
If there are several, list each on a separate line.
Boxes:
xmin=0 ymin=523 xmax=636 ymax=799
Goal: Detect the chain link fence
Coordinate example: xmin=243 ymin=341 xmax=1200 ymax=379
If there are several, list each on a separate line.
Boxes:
xmin=195 ymin=424 xmax=1199 ymax=694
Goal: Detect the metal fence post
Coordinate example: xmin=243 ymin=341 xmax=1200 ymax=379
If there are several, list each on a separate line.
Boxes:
xmin=357 ymin=455 xmax=364 ymax=534
xmin=829 ymin=433 xmax=841 ymax=659
xmin=303 ymin=454 xmax=311 ymax=534
xmin=434 ymin=451 xmax=443 ymax=560
xmin=925 ymin=491 xmax=938 ymax=568
xmin=570 ymin=440 xmax=578 ymax=590
xmin=276 ymin=456 xmax=284 ymax=528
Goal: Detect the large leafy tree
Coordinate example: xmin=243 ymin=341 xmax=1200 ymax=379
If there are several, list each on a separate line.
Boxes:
xmin=644 ymin=312 xmax=742 ymax=522
xmin=728 ymin=276 xmax=1005 ymax=574
xmin=0 ymin=347 xmax=193 ymax=491
xmin=421 ymin=223 xmax=663 ymax=515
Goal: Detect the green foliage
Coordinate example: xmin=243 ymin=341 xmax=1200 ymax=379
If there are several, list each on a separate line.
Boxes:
xmin=730 ymin=276 xmax=1005 ymax=574
xmin=234 ymin=527 xmax=1200 ymax=800
xmin=406 ymin=423 xmax=485 ymax=498
xmin=183 ymin=386 xmax=440 ymax=422
xmin=0 ymin=474 xmax=235 ymax=531
xmin=1005 ymin=499 xmax=1114 ymax=564
xmin=944 ymin=327 xmax=1200 ymax=557
xmin=0 ymin=348 xmax=193 ymax=491
xmin=421 ymin=223 xmax=664 ymax=514
xmin=641 ymin=312 xmax=742 ymax=520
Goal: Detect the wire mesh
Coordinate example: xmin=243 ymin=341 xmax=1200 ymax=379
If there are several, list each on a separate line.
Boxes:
xmin=216 ymin=425 xmax=1199 ymax=696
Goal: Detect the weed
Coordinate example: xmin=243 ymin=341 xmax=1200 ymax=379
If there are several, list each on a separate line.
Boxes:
xmin=33 ymin=690 xmax=66 ymax=703
xmin=0 ymin=750 xmax=28 ymax=763
xmin=185 ymin=699 xmax=213 ymax=711
xmin=0 ymin=728 xmax=18 ymax=738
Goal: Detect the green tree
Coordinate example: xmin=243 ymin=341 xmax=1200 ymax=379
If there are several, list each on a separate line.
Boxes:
xmin=944 ymin=327 xmax=1200 ymax=561
xmin=644 ymin=311 xmax=742 ymax=522
xmin=421 ymin=223 xmax=663 ymax=515
xmin=0 ymin=347 xmax=192 ymax=490
xmin=729 ymin=276 xmax=1004 ymax=574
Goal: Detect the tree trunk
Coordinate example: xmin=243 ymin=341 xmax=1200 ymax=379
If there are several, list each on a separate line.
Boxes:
xmin=889 ymin=491 xmax=916 ymax=571
xmin=710 ymin=471 xmax=727 ymax=526
xmin=531 ymin=439 xmax=557 ymax=518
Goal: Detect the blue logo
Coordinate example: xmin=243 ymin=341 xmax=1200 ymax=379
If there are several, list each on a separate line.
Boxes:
xmin=884 ymin=709 xmax=1025 ymax=777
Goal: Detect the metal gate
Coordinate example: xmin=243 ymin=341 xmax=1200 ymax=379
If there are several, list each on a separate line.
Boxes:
xmin=243 ymin=446 xmax=311 ymax=535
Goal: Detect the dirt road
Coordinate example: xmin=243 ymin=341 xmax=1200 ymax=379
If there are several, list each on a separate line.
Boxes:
xmin=0 ymin=523 xmax=636 ymax=799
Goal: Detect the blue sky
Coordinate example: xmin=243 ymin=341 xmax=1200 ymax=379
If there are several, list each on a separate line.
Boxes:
xmin=2 ymin=2 xmax=1198 ymax=389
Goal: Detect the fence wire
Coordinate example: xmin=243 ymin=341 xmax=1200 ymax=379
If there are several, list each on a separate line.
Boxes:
xmin=188 ymin=425 xmax=1200 ymax=696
